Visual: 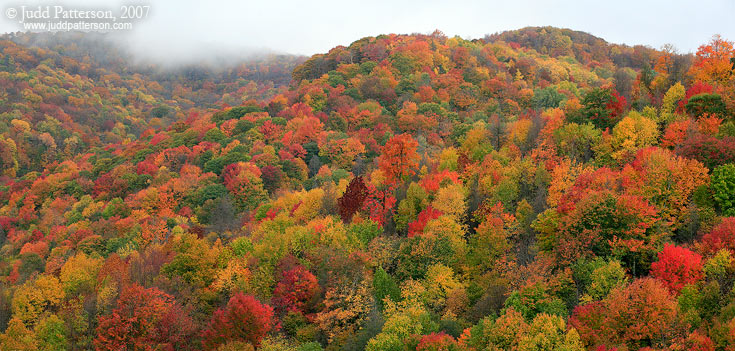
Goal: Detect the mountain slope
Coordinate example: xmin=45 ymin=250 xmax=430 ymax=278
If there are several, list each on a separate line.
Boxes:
xmin=0 ymin=32 xmax=303 ymax=176
xmin=0 ymin=29 xmax=733 ymax=350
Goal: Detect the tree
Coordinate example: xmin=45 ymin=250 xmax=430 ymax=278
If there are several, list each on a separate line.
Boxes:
xmin=470 ymin=202 xmax=515 ymax=274
xmin=650 ymin=244 xmax=703 ymax=293
xmin=407 ymin=206 xmax=442 ymax=237
xmin=689 ymin=35 xmax=735 ymax=85
xmin=660 ymin=82 xmax=686 ymax=123
xmin=0 ymin=318 xmax=37 ymax=351
xmin=94 ymin=284 xmax=195 ymax=351
xmin=669 ymin=331 xmax=715 ymax=351
xmin=378 ymin=134 xmax=419 ymax=183
xmin=416 ymin=332 xmax=457 ymax=351
xmin=570 ymin=278 xmax=677 ymax=349
xmin=422 ymin=264 xmax=465 ymax=314
xmin=712 ymin=164 xmax=735 ymax=215
xmin=261 ymin=165 xmax=284 ymax=194
xmin=580 ymin=259 xmax=628 ymax=303
xmin=607 ymin=112 xmax=659 ymax=163
xmin=576 ymin=88 xmax=626 ymax=130
xmin=320 ymin=137 xmax=366 ymax=169
xmin=395 ymin=182 xmax=431 ymax=233
xmin=363 ymin=180 xmax=398 ymax=226
xmin=314 ymin=281 xmax=372 ymax=345
xmin=337 ymin=176 xmax=369 ymax=222
xmin=365 ymin=302 xmax=437 ymax=351
xmin=625 ymin=147 xmax=709 ymax=232
xmin=373 ymin=267 xmax=400 ymax=309
xmin=518 ymin=313 xmax=585 ymax=351
xmin=35 ymin=314 xmax=67 ymax=351
xmin=698 ymin=217 xmax=735 ymax=256
xmin=553 ymin=123 xmax=601 ymax=163
xmin=202 ymin=293 xmax=275 ymax=349
xmin=685 ymin=94 xmax=728 ymax=118
xmin=11 ymin=274 xmax=64 ymax=327
xmin=59 ymin=252 xmax=103 ymax=296
xmin=271 ymin=266 xmax=320 ymax=315
xmin=308 ymin=155 xmax=322 ymax=177
xmin=468 ymin=308 xmax=528 ymax=350
xmin=675 ymin=132 xmax=735 ymax=169
xmin=222 ymin=162 xmax=269 ymax=211
xmin=554 ymin=191 xmax=665 ymax=276
xmin=161 ymin=233 xmax=219 ymax=289
xmin=503 ymin=282 xmax=568 ymax=320
xmin=431 ymin=183 xmax=467 ymax=222
xmin=604 ymin=278 xmax=677 ymax=347
xmin=566 ymin=302 xmax=606 ymax=348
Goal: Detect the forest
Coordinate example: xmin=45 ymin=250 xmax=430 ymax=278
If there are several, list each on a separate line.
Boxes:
xmin=0 ymin=26 xmax=734 ymax=351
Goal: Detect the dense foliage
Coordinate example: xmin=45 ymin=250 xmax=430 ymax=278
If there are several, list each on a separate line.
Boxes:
xmin=0 ymin=27 xmax=734 ymax=351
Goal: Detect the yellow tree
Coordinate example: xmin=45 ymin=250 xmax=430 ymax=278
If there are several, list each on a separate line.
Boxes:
xmin=607 ymin=111 xmax=659 ymax=163
xmin=659 ymin=82 xmax=686 ymax=124
xmin=431 ymin=183 xmax=467 ymax=221
xmin=11 ymin=274 xmax=64 ymax=326
xmin=421 ymin=263 xmax=465 ymax=315
xmin=518 ymin=314 xmax=585 ymax=351
xmin=0 ymin=318 xmax=37 ymax=351
xmin=60 ymin=252 xmax=103 ymax=296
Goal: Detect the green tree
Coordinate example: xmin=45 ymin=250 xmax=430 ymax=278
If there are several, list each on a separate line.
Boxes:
xmin=373 ymin=267 xmax=400 ymax=309
xmin=712 ymin=164 xmax=735 ymax=215
xmin=35 ymin=314 xmax=67 ymax=351
xmin=685 ymin=93 xmax=728 ymax=118
xmin=580 ymin=259 xmax=628 ymax=303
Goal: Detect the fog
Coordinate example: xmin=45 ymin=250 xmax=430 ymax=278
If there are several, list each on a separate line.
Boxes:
xmin=1 ymin=0 xmax=734 ymax=64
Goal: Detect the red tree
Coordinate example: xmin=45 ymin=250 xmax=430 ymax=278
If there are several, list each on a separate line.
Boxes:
xmin=337 ymin=176 xmax=369 ymax=222
xmin=407 ymin=206 xmax=443 ymax=237
xmin=675 ymin=331 xmax=715 ymax=351
xmin=569 ymin=302 xmax=607 ymax=348
xmin=605 ymin=90 xmax=627 ymax=120
xmin=94 ymin=284 xmax=195 ymax=351
xmin=363 ymin=182 xmax=397 ymax=226
xmin=698 ymin=217 xmax=735 ymax=256
xmin=202 ymin=293 xmax=275 ymax=349
xmin=650 ymin=244 xmax=703 ymax=293
xmin=271 ymin=265 xmax=320 ymax=315
xmin=570 ymin=278 xmax=677 ymax=349
xmin=417 ymin=332 xmax=457 ymax=351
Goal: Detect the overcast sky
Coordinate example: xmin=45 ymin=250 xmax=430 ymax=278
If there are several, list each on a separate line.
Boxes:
xmin=1 ymin=0 xmax=734 ymax=60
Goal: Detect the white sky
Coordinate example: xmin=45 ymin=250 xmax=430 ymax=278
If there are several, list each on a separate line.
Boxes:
xmin=1 ymin=0 xmax=734 ymax=59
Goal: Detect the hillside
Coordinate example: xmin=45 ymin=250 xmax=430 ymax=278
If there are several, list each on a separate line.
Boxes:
xmin=0 ymin=28 xmax=734 ymax=351
xmin=0 ymin=32 xmax=303 ymax=176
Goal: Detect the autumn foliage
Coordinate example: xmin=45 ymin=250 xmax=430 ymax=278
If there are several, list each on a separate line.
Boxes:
xmin=95 ymin=285 xmax=195 ymax=351
xmin=202 ymin=293 xmax=275 ymax=349
xmin=337 ymin=176 xmax=369 ymax=222
xmin=378 ymin=134 xmax=419 ymax=183
xmin=698 ymin=217 xmax=735 ymax=255
xmin=650 ymin=244 xmax=704 ymax=293
xmin=271 ymin=265 xmax=320 ymax=314
xmin=1 ymin=28 xmax=735 ymax=351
